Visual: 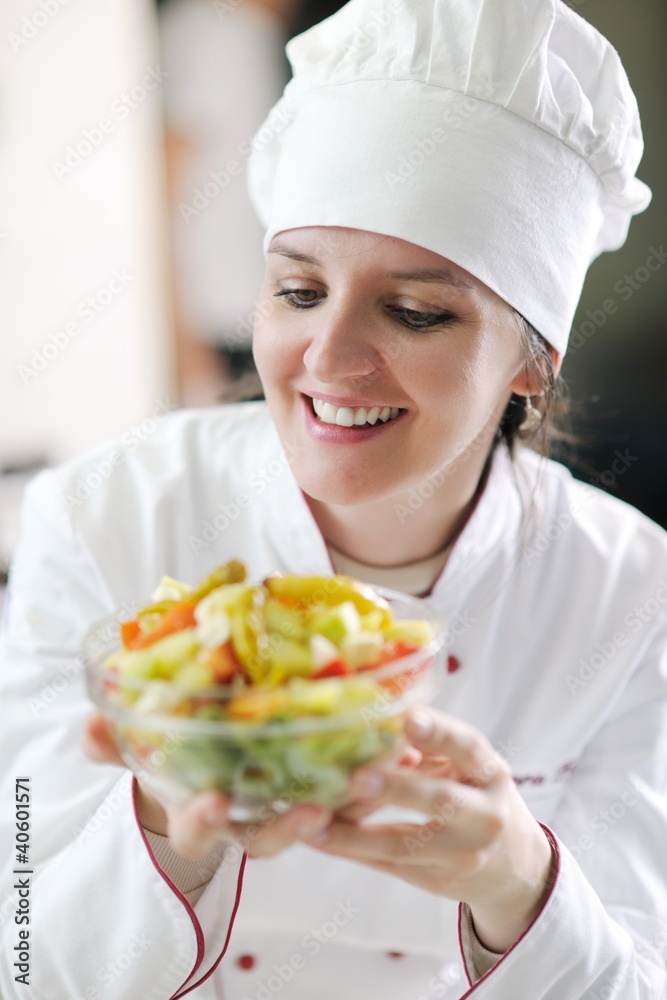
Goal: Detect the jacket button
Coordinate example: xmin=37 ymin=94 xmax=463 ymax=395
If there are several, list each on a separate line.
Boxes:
xmin=387 ymin=951 xmax=404 ymax=958
xmin=447 ymin=655 xmax=461 ymax=674
xmin=237 ymin=955 xmax=256 ymax=970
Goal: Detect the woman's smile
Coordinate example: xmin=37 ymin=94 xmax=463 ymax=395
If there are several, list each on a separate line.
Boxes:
xmin=302 ymin=392 xmax=406 ymax=442
xmin=253 ymin=226 xmax=529 ymax=510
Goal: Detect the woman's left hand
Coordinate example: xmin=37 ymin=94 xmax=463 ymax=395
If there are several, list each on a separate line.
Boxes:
xmin=298 ymin=706 xmax=556 ymax=953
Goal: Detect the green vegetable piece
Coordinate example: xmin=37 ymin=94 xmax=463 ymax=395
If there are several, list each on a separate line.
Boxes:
xmin=307 ymin=601 xmax=361 ymax=644
xmin=268 ymin=639 xmax=313 ymax=675
xmin=118 ymin=628 xmax=200 ymax=679
xmin=263 ymin=597 xmax=308 ymax=640
xmin=173 ymin=661 xmax=216 ymax=690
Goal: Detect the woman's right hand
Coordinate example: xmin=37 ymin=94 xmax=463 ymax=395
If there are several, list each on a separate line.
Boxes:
xmin=81 ymin=712 xmax=333 ymax=859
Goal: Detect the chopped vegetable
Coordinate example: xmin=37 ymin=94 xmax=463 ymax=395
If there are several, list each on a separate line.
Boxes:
xmin=105 ymin=561 xmax=439 ymax=808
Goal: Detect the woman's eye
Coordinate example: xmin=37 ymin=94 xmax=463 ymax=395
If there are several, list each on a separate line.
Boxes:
xmin=389 ymin=307 xmax=455 ymax=330
xmin=274 ymin=288 xmax=321 ymax=308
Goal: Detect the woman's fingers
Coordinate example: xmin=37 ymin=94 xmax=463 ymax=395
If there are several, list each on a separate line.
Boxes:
xmin=162 ymin=795 xmax=332 ymax=860
xmin=81 ymin=712 xmax=126 ymax=767
xmin=82 ymin=713 xmax=332 ymax=860
xmin=229 ymin=805 xmax=333 ymax=858
xmin=404 ymin=708 xmax=509 ymax=787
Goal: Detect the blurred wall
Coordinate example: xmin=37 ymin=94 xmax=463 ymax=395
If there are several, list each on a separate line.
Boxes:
xmin=561 ymin=0 xmax=667 ymax=526
xmin=0 ymin=0 xmax=175 ymax=469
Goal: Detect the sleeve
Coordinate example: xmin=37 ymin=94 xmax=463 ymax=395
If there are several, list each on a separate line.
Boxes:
xmin=458 ymin=906 xmax=504 ymax=980
xmin=0 ymin=469 xmax=245 ymax=1000
xmin=456 ymin=631 xmax=667 ymax=997
xmin=143 ymin=830 xmax=229 ymax=907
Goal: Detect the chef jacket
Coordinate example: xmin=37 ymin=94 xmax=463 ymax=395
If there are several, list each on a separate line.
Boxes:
xmin=1 ymin=400 xmax=666 ymax=999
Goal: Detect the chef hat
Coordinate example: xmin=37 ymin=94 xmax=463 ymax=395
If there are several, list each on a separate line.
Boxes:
xmin=247 ymin=0 xmax=651 ymax=355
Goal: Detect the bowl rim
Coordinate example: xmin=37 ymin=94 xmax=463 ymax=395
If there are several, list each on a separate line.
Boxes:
xmin=83 ymin=584 xmax=447 ymax=736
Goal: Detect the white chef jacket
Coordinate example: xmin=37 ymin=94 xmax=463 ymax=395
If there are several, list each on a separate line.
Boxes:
xmin=1 ymin=401 xmax=666 ymax=1000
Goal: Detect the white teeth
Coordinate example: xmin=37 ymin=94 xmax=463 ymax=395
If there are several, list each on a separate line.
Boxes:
xmin=335 ymin=406 xmax=355 ymax=427
xmin=311 ymin=397 xmax=402 ymax=428
xmin=320 ymin=402 xmax=338 ymax=423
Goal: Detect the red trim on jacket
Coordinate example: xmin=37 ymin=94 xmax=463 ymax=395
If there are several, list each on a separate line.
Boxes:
xmin=173 ymin=852 xmax=248 ymax=999
xmin=130 ymin=777 xmax=246 ymax=999
xmin=131 ymin=778 xmax=204 ymax=990
xmin=456 ymin=823 xmax=561 ymax=996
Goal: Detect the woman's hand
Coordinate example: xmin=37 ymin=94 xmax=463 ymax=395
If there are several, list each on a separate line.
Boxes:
xmin=82 ymin=712 xmax=332 ymax=860
xmin=298 ymin=707 xmax=556 ymax=954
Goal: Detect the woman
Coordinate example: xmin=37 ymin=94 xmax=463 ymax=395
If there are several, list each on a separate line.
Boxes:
xmin=1 ymin=0 xmax=665 ymax=997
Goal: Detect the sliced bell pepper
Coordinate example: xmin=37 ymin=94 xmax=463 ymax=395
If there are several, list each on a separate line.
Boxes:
xmin=120 ymin=619 xmax=142 ymax=648
xmin=128 ymin=601 xmax=198 ymax=650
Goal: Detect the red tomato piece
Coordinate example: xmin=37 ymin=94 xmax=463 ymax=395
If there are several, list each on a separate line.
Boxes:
xmin=312 ymin=659 xmax=351 ymax=680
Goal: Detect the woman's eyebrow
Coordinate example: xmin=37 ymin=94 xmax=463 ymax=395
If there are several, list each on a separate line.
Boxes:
xmin=267 ymin=240 xmax=473 ymax=289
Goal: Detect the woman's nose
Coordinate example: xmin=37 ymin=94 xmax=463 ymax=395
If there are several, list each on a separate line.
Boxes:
xmin=301 ymin=303 xmax=381 ymax=384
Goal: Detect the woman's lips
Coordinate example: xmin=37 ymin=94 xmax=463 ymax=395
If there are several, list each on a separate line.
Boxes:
xmin=301 ymin=393 xmax=405 ymax=444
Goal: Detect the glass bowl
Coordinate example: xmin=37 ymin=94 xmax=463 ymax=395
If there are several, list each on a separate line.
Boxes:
xmin=83 ymin=586 xmax=446 ymax=820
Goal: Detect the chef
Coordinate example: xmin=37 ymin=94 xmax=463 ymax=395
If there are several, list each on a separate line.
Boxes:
xmin=1 ymin=0 xmax=666 ymax=998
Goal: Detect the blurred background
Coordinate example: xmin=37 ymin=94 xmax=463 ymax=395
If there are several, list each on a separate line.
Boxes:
xmin=0 ymin=0 xmax=665 ymax=609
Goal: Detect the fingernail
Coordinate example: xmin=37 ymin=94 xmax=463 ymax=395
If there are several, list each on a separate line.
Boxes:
xmin=406 ymin=709 xmax=434 ymax=740
xmin=352 ymin=768 xmax=386 ymax=797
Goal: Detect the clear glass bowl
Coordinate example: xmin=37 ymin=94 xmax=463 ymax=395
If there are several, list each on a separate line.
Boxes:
xmin=83 ymin=586 xmax=446 ymax=820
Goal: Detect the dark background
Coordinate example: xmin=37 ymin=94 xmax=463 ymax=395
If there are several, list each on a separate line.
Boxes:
xmin=554 ymin=0 xmax=667 ymax=528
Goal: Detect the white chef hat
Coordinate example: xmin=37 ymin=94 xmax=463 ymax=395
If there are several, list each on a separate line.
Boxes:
xmin=247 ymin=0 xmax=651 ymax=355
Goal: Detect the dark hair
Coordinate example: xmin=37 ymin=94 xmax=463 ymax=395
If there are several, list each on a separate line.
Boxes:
xmin=499 ymin=313 xmax=571 ymax=459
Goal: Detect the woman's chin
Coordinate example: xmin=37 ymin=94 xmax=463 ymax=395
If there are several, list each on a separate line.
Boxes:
xmin=295 ymin=468 xmax=403 ymax=509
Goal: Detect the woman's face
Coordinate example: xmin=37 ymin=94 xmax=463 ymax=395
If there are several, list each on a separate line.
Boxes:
xmin=253 ymin=227 xmax=532 ymax=506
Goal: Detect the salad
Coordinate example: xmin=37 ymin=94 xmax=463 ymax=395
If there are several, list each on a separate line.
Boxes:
xmin=91 ymin=561 xmax=442 ymax=810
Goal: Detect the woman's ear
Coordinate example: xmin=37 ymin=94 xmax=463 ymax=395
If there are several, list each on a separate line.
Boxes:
xmin=509 ymin=343 xmax=562 ymax=396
